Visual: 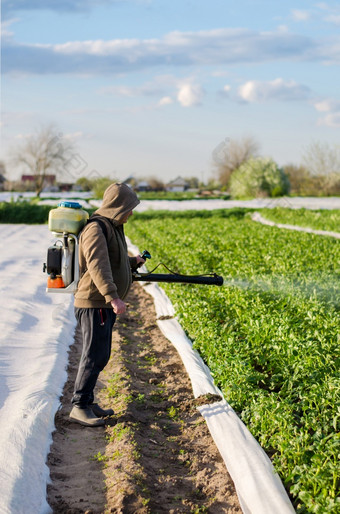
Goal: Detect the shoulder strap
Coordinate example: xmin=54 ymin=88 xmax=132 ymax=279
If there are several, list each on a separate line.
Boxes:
xmin=86 ymin=216 xmax=109 ymax=242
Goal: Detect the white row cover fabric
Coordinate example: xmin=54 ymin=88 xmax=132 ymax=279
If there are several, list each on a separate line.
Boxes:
xmin=252 ymin=211 xmax=340 ymax=239
xmin=0 ymin=225 xmax=76 ymax=514
xmin=128 ymin=237 xmax=295 ymax=514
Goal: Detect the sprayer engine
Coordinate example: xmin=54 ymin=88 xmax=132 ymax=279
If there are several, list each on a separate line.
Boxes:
xmin=43 ymin=233 xmax=78 ymax=291
xmin=43 ymin=200 xmax=88 ymax=293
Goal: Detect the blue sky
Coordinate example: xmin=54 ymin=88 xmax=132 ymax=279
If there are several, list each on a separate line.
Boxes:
xmin=1 ymin=0 xmax=340 ymax=183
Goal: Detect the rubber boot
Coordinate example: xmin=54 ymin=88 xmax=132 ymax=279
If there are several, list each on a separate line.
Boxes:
xmin=91 ymin=403 xmax=114 ymax=417
xmin=69 ymin=406 xmax=105 ymax=427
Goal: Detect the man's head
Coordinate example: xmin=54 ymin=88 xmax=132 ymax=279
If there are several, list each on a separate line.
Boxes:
xmin=95 ymin=183 xmax=140 ymax=224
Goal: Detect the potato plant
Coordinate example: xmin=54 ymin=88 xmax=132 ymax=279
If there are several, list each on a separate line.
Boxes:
xmin=260 ymin=207 xmax=340 ymax=233
xmin=127 ymin=209 xmax=340 ymax=513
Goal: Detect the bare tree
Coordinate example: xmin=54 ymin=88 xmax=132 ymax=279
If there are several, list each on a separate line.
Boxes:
xmin=213 ymin=136 xmax=259 ymax=188
xmin=283 ymin=164 xmax=310 ymax=195
xmin=11 ymin=125 xmax=74 ymax=196
xmin=303 ymin=141 xmax=340 ymax=176
xmin=303 ymin=141 xmax=340 ymax=175
xmin=302 ymin=141 xmax=340 ymax=194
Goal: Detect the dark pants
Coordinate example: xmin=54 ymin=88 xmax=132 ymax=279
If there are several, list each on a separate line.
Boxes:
xmin=72 ymin=307 xmax=116 ymax=407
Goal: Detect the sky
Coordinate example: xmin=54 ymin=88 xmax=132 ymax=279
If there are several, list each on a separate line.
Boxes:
xmin=1 ymin=0 xmax=340 ymax=184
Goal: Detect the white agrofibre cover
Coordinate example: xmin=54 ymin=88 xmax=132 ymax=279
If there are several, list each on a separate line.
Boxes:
xmin=0 ymin=225 xmax=76 ymax=514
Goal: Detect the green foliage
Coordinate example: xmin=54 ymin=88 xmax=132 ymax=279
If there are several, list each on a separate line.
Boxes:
xmin=126 ymin=211 xmax=340 ymax=513
xmin=92 ymin=451 xmax=108 ymax=463
xmin=75 ymin=177 xmax=94 ymax=191
xmin=138 ymin=190 xmax=197 ymax=200
xmin=230 ymin=158 xmax=290 ymax=199
xmin=0 ymin=201 xmax=96 ymax=224
xmin=132 ymin=207 xmax=251 ymax=222
xmin=0 ymin=201 xmax=51 ymax=224
xmin=137 ymin=190 xmax=230 ymax=200
xmin=92 ymin=177 xmax=115 ymax=199
xmin=261 ymin=208 xmax=340 ymax=233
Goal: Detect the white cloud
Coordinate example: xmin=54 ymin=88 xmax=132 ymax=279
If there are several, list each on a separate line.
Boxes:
xmin=313 ymin=97 xmax=340 ymax=127
xmin=99 ymin=82 xmax=163 ymax=97
xmin=218 ymin=84 xmax=231 ymax=98
xmin=291 ymin=9 xmax=311 ymax=21
xmin=158 ymin=96 xmax=173 ymax=106
xmin=316 ymin=2 xmax=329 ymax=9
xmin=177 ymin=83 xmax=204 ymax=107
xmin=1 ymin=18 xmax=19 ymax=37
xmin=211 ymin=70 xmax=229 ymax=77
xmin=314 ymin=98 xmax=340 ymax=112
xmin=324 ymin=14 xmax=340 ymax=25
xmin=317 ymin=112 xmax=340 ymax=127
xmin=98 ymin=75 xmax=205 ymax=107
xmin=2 ymin=0 xmax=124 ymax=16
xmin=238 ymin=78 xmax=311 ymax=103
xmin=4 ymin=27 xmax=331 ymax=75
xmin=63 ymin=131 xmax=93 ymax=141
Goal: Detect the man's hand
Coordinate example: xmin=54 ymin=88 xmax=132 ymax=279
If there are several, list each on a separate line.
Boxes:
xmin=111 ymin=298 xmax=126 ymax=314
xmin=135 ymin=255 xmax=146 ymax=267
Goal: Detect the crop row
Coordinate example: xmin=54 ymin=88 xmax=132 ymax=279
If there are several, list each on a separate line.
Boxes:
xmin=260 ymin=207 xmax=340 ymax=233
xmin=127 ymin=210 xmax=339 ymax=513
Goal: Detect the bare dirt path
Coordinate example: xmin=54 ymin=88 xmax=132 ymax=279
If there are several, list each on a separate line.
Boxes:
xmin=47 ymin=283 xmax=241 ymax=513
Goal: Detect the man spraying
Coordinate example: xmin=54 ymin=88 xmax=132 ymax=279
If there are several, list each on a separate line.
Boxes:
xmin=69 ymin=183 xmax=145 ymax=427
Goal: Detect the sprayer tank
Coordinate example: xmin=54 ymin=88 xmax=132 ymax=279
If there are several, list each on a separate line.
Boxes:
xmin=48 ymin=201 xmax=89 ymax=235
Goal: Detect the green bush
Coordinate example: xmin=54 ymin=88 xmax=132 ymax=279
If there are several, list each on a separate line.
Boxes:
xmin=0 ymin=201 xmax=52 ymax=224
xmin=230 ymin=158 xmax=290 ymax=199
xmin=92 ymin=177 xmax=116 ymax=199
xmin=0 ymin=201 xmax=96 ymax=224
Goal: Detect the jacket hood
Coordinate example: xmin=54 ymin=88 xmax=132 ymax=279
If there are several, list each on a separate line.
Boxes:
xmin=95 ymin=183 xmax=140 ymax=223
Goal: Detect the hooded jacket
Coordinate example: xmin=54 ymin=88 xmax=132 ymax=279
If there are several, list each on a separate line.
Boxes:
xmin=74 ymin=183 xmax=140 ymax=309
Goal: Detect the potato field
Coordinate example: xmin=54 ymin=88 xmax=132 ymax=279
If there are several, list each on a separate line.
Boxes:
xmin=126 ymin=208 xmax=339 ymax=513
xmin=261 ymin=207 xmax=340 ymax=233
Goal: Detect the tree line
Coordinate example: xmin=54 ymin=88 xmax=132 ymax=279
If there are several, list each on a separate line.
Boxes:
xmin=2 ymin=126 xmax=340 ymax=198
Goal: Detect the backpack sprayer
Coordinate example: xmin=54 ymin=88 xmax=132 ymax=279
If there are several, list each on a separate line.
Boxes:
xmin=43 ymin=201 xmax=223 ymax=293
xmin=43 ymin=201 xmax=89 ymax=293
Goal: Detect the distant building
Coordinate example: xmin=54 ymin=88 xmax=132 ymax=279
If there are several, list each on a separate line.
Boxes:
xmin=135 ymin=181 xmax=151 ymax=192
xmin=165 ymin=176 xmax=189 ymax=192
xmin=21 ymin=174 xmax=56 ymax=189
xmin=58 ymin=183 xmax=74 ymax=192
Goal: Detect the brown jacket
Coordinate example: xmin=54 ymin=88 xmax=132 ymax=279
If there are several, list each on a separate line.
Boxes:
xmin=74 ymin=183 xmax=140 ymax=308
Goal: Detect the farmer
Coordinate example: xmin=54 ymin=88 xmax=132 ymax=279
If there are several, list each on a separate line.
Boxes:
xmin=69 ymin=182 xmax=145 ymax=427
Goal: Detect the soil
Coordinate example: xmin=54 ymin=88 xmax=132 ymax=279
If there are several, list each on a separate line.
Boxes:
xmin=47 ymin=283 xmax=241 ymax=513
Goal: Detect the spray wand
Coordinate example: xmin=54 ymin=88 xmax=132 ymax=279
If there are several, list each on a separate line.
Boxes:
xmin=132 ymin=250 xmax=223 ymax=286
